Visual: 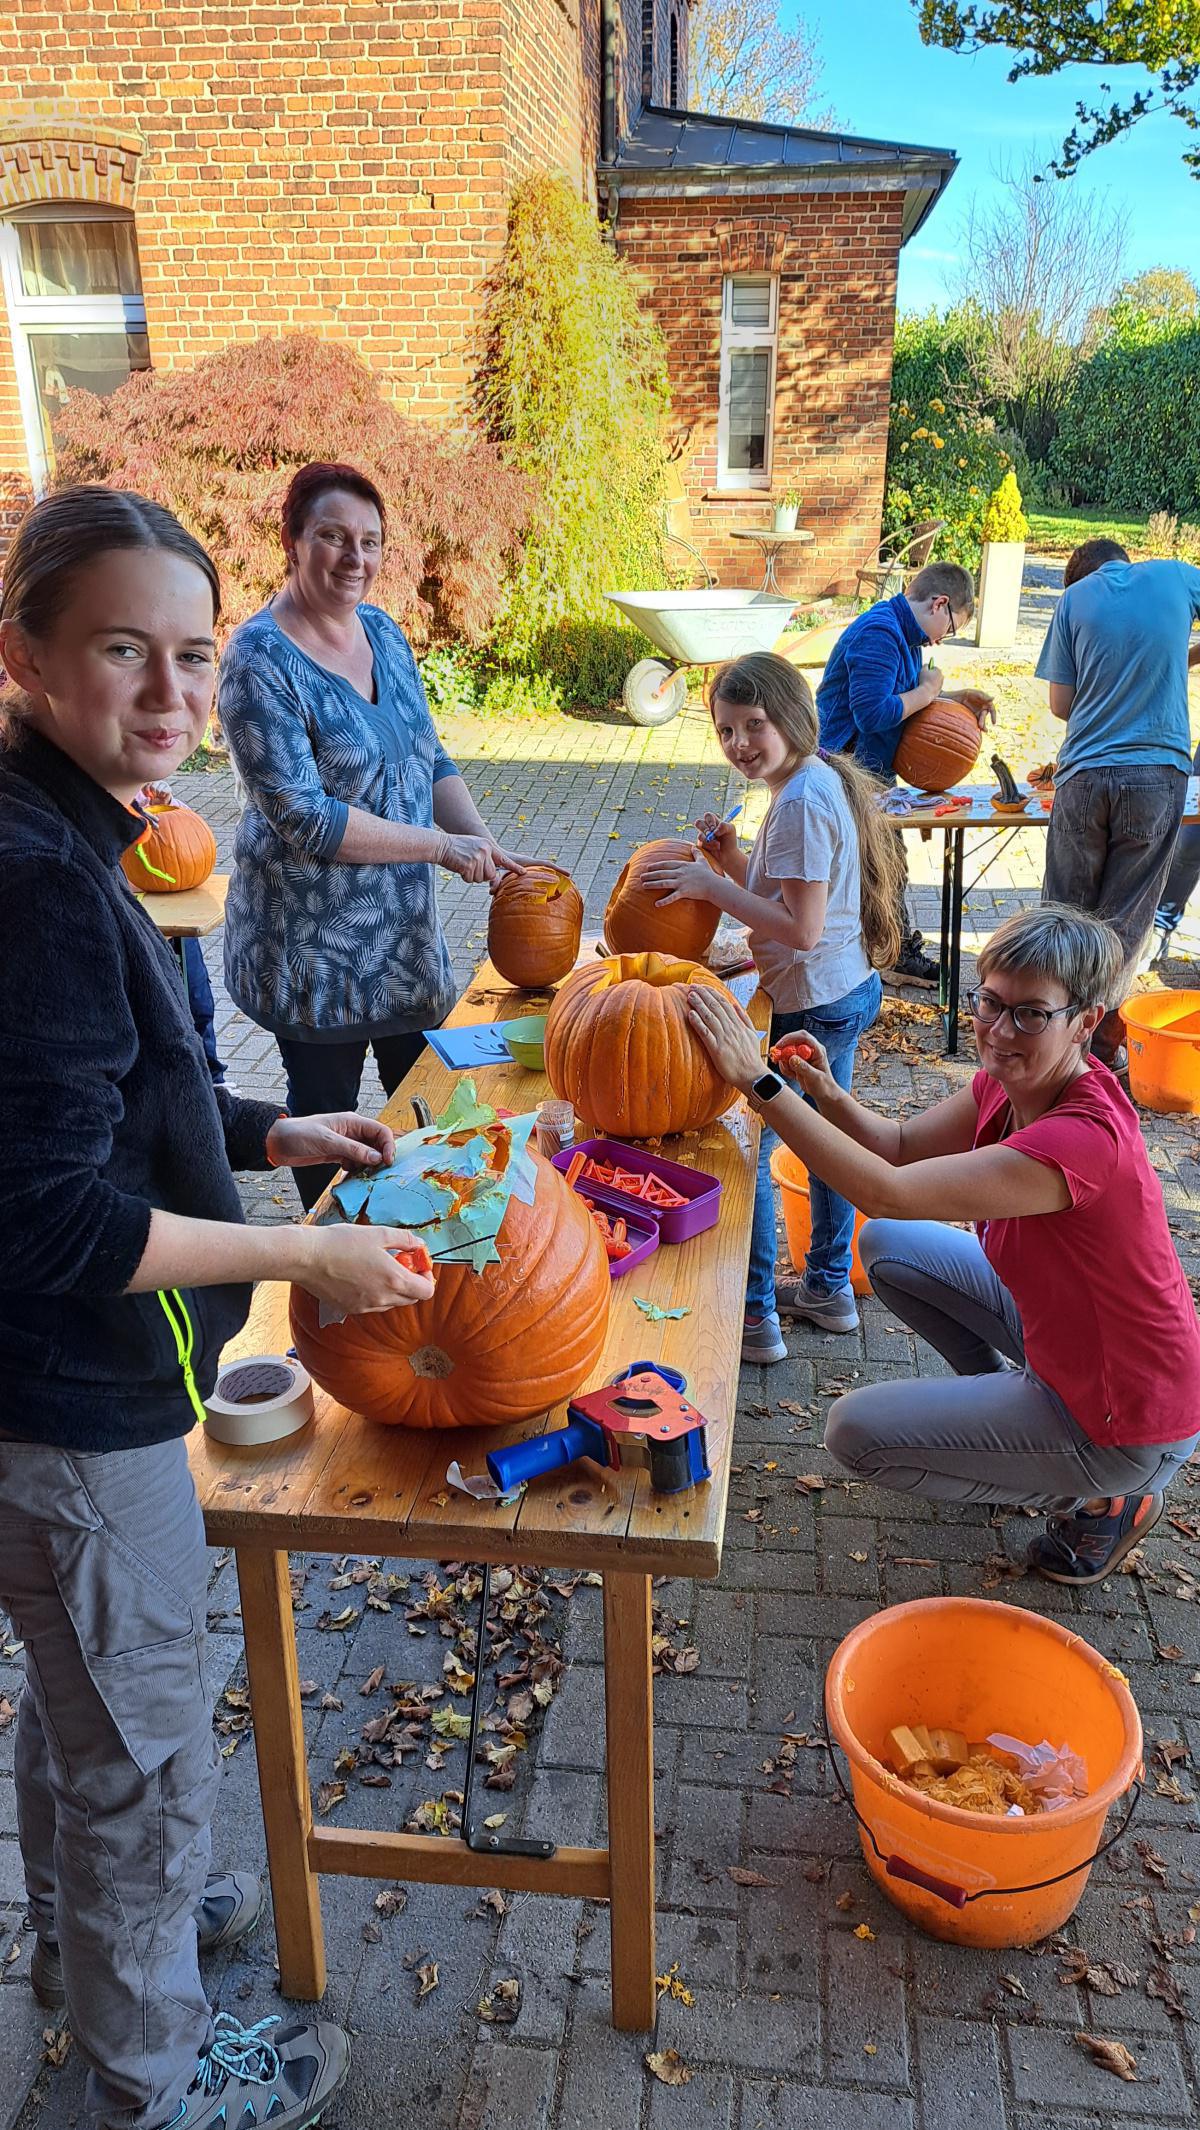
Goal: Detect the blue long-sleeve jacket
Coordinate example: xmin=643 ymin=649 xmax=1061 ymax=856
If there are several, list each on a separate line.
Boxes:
xmin=816 ymin=593 xmax=928 ymax=777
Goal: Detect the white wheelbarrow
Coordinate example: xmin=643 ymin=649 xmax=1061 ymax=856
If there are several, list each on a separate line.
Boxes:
xmin=607 ymin=589 xmax=798 ymax=726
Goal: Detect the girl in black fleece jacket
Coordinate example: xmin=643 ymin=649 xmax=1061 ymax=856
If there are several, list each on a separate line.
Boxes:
xmin=0 ymin=489 xmax=433 ymax=2130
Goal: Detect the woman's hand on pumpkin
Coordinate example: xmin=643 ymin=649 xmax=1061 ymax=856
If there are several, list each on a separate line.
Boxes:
xmin=294 ymin=1224 xmax=435 ymax=1315
xmin=487 ymin=843 xmax=541 ymax=882
xmin=950 ymin=687 xmax=997 ymax=729
xmin=686 ymin=983 xmax=764 ymax=1091
xmin=265 ymin=1112 xmax=396 ymax=1173
xmin=641 ymin=856 xmax=721 ymax=907
xmin=438 ymin=832 xmax=503 ymax=884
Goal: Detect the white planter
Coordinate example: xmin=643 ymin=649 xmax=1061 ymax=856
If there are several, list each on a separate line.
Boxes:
xmin=773 ymin=504 xmax=799 ymax=532
xmin=975 ymin=539 xmax=1025 ymax=648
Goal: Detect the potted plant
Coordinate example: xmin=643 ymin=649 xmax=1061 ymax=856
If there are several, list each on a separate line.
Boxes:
xmin=773 ymin=489 xmax=801 ymax=533
xmin=974 ymin=470 xmax=1028 ymax=648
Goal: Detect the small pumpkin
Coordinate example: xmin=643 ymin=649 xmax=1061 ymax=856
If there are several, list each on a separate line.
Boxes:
xmin=604 ymin=839 xmax=721 ymax=962
xmin=121 ymin=795 xmax=217 ymax=893
xmin=288 ymin=1150 xmax=609 ymax=1429
xmin=893 ymin=699 xmax=983 ymax=796
xmin=545 ymin=950 xmax=736 ymax=1140
xmin=488 ymin=863 xmax=584 ymax=988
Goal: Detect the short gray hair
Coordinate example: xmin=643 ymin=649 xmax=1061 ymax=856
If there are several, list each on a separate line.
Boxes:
xmin=977 ymin=903 xmax=1122 ymax=1007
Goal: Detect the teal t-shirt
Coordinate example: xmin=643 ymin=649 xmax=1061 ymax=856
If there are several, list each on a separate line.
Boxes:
xmin=1035 ymin=559 xmax=1200 ymax=783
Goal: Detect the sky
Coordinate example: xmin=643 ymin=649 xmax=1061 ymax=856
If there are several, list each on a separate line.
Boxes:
xmin=804 ymin=1 xmax=1200 ymax=314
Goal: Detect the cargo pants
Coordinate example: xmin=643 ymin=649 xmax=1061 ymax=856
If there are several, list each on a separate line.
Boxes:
xmin=0 ymin=1436 xmax=218 ymax=2129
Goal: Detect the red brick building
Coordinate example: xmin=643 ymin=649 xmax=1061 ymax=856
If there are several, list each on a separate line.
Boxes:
xmin=0 ymin=0 xmax=954 ymax=591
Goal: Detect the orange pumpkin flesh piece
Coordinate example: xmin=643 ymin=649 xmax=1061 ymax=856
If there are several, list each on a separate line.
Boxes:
xmin=487 ymin=863 xmax=584 ymax=988
xmin=120 ymin=798 xmax=218 ymax=894
xmin=288 ymin=1149 xmax=610 ymax=1429
xmin=893 ymin=699 xmax=983 ymax=796
xmin=544 ymin=950 xmax=736 ymax=1140
xmin=604 ymin=839 xmax=721 ymax=962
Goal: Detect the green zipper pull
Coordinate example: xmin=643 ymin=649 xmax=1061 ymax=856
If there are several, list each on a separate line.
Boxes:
xmin=157 ymin=1288 xmax=208 ymax=1426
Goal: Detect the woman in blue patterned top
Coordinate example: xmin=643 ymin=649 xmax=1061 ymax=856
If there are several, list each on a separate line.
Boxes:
xmin=220 ymin=463 xmax=532 ymax=1206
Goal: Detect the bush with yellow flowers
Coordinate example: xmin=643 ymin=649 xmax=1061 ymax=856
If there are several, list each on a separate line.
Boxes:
xmin=882 ymin=399 xmax=1013 ymax=570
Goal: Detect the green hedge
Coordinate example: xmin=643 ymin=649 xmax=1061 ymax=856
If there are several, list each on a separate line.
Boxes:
xmin=1049 ymin=314 xmax=1200 ymax=514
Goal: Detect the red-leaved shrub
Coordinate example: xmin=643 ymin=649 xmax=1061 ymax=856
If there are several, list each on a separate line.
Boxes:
xmin=50 ymin=335 xmax=533 ymax=644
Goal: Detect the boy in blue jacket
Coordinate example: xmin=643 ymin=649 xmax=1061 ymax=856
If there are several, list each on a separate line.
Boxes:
xmin=818 ymin=562 xmax=990 ymax=985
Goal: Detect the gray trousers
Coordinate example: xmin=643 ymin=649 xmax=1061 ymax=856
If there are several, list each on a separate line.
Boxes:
xmin=0 ymin=1437 xmax=218 ymax=2130
xmin=1042 ymin=763 xmax=1187 ymax=1059
xmin=826 ymin=1220 xmax=1199 ymax=1512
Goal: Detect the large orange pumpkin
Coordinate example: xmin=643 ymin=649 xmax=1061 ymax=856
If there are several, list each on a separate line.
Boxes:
xmin=604 ymin=839 xmax=721 ymax=962
xmin=488 ymin=864 xmax=584 ymax=988
xmin=545 ymin=951 xmax=736 ymax=1140
xmin=121 ymin=796 xmax=217 ymax=893
xmin=289 ymin=1150 xmax=609 ymax=1429
xmin=893 ymin=700 xmax=983 ymax=795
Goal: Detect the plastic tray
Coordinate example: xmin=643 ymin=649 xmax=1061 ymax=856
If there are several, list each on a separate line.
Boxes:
xmin=578 ymin=1196 xmax=660 ymax=1280
xmin=553 ymin=1138 xmax=722 ymax=1245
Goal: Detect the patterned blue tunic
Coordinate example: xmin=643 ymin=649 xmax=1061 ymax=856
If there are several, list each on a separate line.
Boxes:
xmin=219 ymin=605 xmax=461 ymax=1041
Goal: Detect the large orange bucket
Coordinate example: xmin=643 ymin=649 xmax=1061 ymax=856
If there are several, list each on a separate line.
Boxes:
xmin=1122 ymin=987 xmax=1200 ymax=1114
xmin=770 ymin=1144 xmax=871 ymax=1296
xmin=825 ymin=1598 xmax=1142 ymax=1948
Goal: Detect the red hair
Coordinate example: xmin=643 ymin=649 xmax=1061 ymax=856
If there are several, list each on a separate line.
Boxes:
xmin=280 ymin=462 xmax=387 ymax=552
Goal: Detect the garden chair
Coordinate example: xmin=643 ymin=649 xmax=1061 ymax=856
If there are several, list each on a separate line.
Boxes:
xmin=855 ymin=517 xmax=945 ymax=602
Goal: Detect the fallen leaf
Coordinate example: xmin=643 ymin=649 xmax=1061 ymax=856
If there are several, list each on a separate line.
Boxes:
xmin=1075 ymin=2032 xmax=1137 ymax=2081
xmin=374 ymin=1888 xmax=408 ymax=1919
xmin=1154 ymin=1643 xmax=1185 ymax=1662
xmin=998 ymin=1973 xmax=1027 ymax=1998
xmin=849 ymin=1550 xmax=869 ymax=1563
xmin=1134 ymin=1838 xmax=1169 ymax=1883
xmin=794 ymin=1474 xmax=826 ymax=1494
xmin=644 ymin=2049 xmax=692 ymax=2086
xmin=834 ymin=1891 xmax=856 ymax=1913
xmin=359 ymin=1666 xmax=385 ymax=1697
xmin=431 ymin=1704 xmax=472 ymax=1741
xmin=1147 ymin=1965 xmax=1185 ymax=2016
xmin=891 ymin=1557 xmax=937 ymax=1568
xmin=315 ymin=1780 xmax=347 ymax=1815
xmin=297 ymin=1679 xmax=319 ymax=1697
xmin=415 ymin=1959 xmax=440 ymax=2000
xmin=320 ymin=1692 xmax=343 ymax=1712
xmin=476 ymin=1887 xmax=508 ymax=1915
xmin=728 ymin=1866 xmax=777 ymax=1887
xmin=0 ymin=1696 xmax=16 ymax=1730
xmin=853 ymin=1923 xmax=876 ymax=1942
xmin=482 ymin=1815 xmax=508 ymax=1833
xmin=477 ymin=1977 xmax=522 ymax=2024
xmin=41 ymin=2026 xmax=71 ymax=2068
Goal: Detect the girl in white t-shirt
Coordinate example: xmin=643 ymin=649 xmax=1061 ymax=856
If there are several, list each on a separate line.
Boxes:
xmin=644 ymin=652 xmax=904 ymax=1362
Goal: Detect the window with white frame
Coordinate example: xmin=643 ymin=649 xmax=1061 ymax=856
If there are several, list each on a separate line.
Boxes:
xmin=0 ymin=205 xmax=150 ymax=490
xmin=717 ymin=275 xmax=777 ymax=491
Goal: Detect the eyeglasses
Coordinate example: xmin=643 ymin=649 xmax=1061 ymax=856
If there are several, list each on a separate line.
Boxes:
xmin=966 ymin=987 xmax=1081 ymax=1037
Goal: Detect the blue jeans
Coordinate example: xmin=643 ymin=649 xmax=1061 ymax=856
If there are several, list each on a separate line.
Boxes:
xmin=746 ymin=970 xmax=882 ymax=1313
xmin=175 ymin=938 xmax=227 ymax=1087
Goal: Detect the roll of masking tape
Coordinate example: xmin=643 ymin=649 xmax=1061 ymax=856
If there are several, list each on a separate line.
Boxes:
xmin=204 ymin=1354 xmax=315 ymax=1446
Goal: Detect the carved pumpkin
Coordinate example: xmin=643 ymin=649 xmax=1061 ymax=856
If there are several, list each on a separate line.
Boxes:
xmin=488 ymin=864 xmax=584 ymax=988
xmin=545 ymin=950 xmax=737 ymax=1140
xmin=893 ymin=700 xmax=983 ymax=796
xmin=121 ymin=795 xmax=217 ymax=894
xmin=604 ymin=839 xmax=721 ymax=962
xmin=288 ymin=1150 xmax=609 ymax=1429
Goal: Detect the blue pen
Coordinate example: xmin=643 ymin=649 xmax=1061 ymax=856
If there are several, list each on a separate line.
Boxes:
xmin=702 ymin=804 xmax=742 ymax=844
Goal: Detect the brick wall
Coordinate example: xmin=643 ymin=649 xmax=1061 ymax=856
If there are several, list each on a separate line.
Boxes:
xmin=0 ymin=0 xmax=613 ymax=478
xmin=615 ymin=185 xmax=904 ymax=595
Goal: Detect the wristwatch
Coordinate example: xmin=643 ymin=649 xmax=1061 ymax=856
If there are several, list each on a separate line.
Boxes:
xmin=750 ymin=1068 xmax=785 ymax=1105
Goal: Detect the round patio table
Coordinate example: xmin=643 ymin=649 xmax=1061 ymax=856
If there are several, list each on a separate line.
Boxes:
xmin=730 ymin=525 xmax=815 ymax=593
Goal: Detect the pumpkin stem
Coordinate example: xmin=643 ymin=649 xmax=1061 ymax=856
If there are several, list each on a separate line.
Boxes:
xmin=408 ymin=1345 xmax=454 ymax=1380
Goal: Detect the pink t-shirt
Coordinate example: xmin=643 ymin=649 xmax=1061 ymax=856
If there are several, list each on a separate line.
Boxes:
xmin=973 ymin=1059 xmax=1200 ymax=1447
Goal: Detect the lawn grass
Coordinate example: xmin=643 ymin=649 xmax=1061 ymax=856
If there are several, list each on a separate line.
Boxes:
xmin=1026 ymin=504 xmax=1152 ymax=556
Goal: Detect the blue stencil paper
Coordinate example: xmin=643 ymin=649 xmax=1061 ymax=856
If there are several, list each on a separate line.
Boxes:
xmin=422 ymin=1022 xmax=513 ymax=1070
xmin=329 ymin=1081 xmax=538 ymax=1271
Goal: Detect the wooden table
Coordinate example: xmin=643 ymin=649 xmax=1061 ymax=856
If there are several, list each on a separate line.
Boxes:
xmin=140 ymin=872 xmax=230 ymax=940
xmin=729 ymin=525 xmax=814 ymax=594
xmin=892 ymin=779 xmax=1200 ymax=1055
xmin=189 ymin=956 xmax=767 ymax=2031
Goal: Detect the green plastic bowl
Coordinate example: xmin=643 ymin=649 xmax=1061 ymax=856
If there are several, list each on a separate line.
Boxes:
xmin=499 ymin=1015 xmax=548 ymax=1071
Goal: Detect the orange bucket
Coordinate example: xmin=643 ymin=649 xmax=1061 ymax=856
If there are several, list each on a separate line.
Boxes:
xmin=1122 ymin=988 xmax=1200 ymax=1114
xmin=825 ymin=1598 xmax=1143 ymax=1948
xmin=770 ymin=1144 xmax=870 ymax=1296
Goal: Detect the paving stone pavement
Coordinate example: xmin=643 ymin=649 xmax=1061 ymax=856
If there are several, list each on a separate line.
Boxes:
xmin=3 ymin=678 xmax=1200 ymax=2130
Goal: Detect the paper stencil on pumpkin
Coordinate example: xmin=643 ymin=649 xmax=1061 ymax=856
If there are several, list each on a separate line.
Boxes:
xmin=317 ymin=1081 xmax=538 ymax=1324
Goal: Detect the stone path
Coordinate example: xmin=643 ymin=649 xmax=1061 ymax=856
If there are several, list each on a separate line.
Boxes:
xmin=4 ymin=612 xmax=1200 ymax=2130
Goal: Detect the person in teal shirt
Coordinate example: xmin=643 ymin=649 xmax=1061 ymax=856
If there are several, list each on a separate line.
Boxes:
xmin=1037 ymin=539 xmax=1200 ymax=1064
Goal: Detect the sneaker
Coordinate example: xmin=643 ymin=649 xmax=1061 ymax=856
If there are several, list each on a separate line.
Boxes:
xmin=741 ymin=1310 xmax=788 ymax=1364
xmin=776 ymin=1276 xmax=860 ymax=1334
xmin=32 ymin=1868 xmax=262 ymax=2009
xmin=1028 ymin=1492 xmax=1163 ymax=1586
xmin=881 ymin=943 xmax=939 ymax=989
xmin=124 ymin=2012 xmax=350 ymax=2130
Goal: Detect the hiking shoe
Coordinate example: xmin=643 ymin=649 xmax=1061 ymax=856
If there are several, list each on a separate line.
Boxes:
xmin=1029 ymin=1492 xmax=1164 ymax=1586
xmin=32 ymin=1869 xmax=263 ymax=2009
xmin=128 ymin=2013 xmax=350 ymax=2130
xmin=776 ymin=1277 xmax=860 ymax=1334
xmin=881 ymin=943 xmax=939 ymax=989
xmin=741 ymin=1310 xmax=788 ymax=1364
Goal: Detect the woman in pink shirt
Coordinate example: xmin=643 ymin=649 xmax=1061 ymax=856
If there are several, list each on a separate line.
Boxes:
xmin=689 ymin=904 xmax=1200 ymax=1584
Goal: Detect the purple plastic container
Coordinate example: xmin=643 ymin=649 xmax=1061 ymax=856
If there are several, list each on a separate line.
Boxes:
xmin=552 ymin=1137 xmax=722 ymax=1245
xmin=579 ymin=1200 xmax=659 ymax=1281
